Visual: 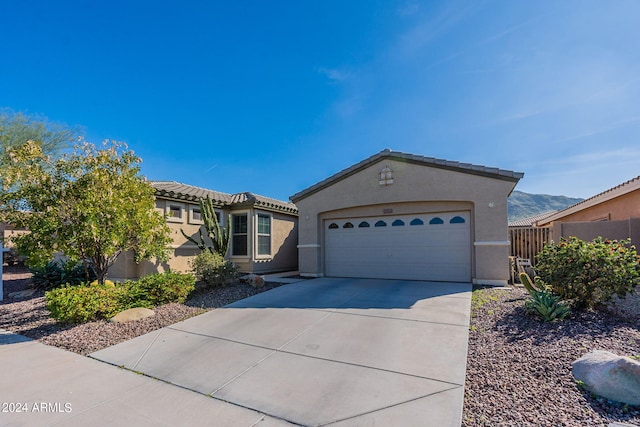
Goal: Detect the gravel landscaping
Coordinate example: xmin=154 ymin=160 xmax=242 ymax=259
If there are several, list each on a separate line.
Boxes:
xmin=2 ymin=266 xmax=639 ymax=425
xmin=0 ymin=266 xmax=283 ymax=355
xmin=464 ymin=285 xmax=640 ymax=426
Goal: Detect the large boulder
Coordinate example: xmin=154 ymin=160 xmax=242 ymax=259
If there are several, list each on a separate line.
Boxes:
xmin=110 ymin=307 xmax=155 ymax=323
xmin=572 ymin=350 xmax=640 ymax=406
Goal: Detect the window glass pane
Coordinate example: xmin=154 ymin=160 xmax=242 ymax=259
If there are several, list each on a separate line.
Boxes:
xmin=358 ymin=221 xmax=370 ymax=228
xmin=450 ymin=216 xmax=465 ymax=224
xmin=375 ymin=220 xmax=387 ymax=227
xmin=258 ymin=235 xmax=271 ymax=255
xmin=328 ymin=223 xmax=339 ymax=229
xmin=429 ymin=217 xmax=444 ymax=225
xmin=343 ymin=222 xmax=354 ymax=228
xmin=392 ymin=219 xmax=405 ymax=226
xmin=192 ymin=209 xmax=202 ymax=221
xmin=410 ymin=218 xmax=424 ymax=226
xmin=258 ymin=214 xmax=270 ymax=234
xmin=232 ymin=235 xmax=247 ymax=256
xmin=169 ymin=205 xmax=182 ymax=218
xmin=233 ymin=214 xmax=248 ymax=233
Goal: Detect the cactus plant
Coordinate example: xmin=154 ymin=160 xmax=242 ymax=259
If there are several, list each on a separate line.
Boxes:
xmin=519 ymin=272 xmax=548 ymax=295
xmin=181 ymin=196 xmax=230 ymax=257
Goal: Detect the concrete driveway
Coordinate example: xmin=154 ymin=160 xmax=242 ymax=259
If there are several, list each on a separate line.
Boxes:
xmin=91 ymin=278 xmax=472 ymax=426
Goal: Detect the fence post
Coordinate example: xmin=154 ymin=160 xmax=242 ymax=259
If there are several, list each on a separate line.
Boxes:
xmin=0 ymin=242 xmax=7 ymax=302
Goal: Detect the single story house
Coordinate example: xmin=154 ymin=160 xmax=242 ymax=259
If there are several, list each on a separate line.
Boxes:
xmin=535 ymin=175 xmax=640 ymax=245
xmin=109 ymin=181 xmax=299 ymax=279
xmin=291 ymin=150 xmax=524 ymax=286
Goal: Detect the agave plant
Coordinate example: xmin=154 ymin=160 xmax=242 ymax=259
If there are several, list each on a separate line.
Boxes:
xmin=520 ymin=272 xmax=570 ymax=321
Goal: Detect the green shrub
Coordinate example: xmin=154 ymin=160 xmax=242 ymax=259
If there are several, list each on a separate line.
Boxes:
xmin=46 ymin=283 xmax=127 ymax=323
xmin=31 ymin=259 xmax=97 ymax=290
xmin=536 ymin=237 xmax=640 ymax=309
xmin=45 ymin=271 xmax=195 ymax=324
xmin=191 ymin=251 xmax=238 ymax=287
xmin=125 ymin=271 xmax=195 ymax=307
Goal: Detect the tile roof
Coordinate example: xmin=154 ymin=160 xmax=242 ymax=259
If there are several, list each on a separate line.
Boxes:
xmin=536 ymin=175 xmax=640 ymax=226
xmin=508 ymin=211 xmax=557 ymax=227
xmin=150 ymin=181 xmax=298 ymax=215
xmin=290 ymin=149 xmax=524 ymax=202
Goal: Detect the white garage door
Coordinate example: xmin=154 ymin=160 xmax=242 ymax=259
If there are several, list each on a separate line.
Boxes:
xmin=325 ymin=212 xmax=471 ymax=282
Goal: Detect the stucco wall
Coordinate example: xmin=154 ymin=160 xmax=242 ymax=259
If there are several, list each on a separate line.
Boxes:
xmin=552 ymin=217 xmax=640 ymax=247
xmin=295 ymin=158 xmax=517 ymax=284
xmin=551 ymin=190 xmax=640 ymax=223
xmin=110 ymin=203 xmax=298 ymax=279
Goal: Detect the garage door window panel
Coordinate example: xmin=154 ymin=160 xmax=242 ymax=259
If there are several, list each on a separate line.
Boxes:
xmin=429 ymin=217 xmax=444 ymax=225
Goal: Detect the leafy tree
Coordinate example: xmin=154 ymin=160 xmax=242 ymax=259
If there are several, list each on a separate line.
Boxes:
xmin=0 ymin=109 xmax=80 ymax=160
xmin=0 ymin=140 xmax=172 ymax=283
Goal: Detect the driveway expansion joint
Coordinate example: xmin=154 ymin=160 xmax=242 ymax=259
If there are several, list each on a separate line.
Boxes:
xmin=318 ymin=385 xmax=463 ymax=426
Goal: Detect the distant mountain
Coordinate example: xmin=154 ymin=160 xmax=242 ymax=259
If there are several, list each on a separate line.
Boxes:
xmin=508 ymin=191 xmax=583 ymax=222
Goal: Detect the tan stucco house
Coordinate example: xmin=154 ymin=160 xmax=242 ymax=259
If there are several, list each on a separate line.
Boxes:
xmin=290 ymin=150 xmax=523 ymax=286
xmin=110 ymin=181 xmax=298 ymax=279
xmin=535 ymin=175 xmax=640 ymax=245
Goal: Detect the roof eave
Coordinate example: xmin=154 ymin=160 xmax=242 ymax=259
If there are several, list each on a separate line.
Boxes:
xmin=291 ymin=150 xmax=524 ymax=203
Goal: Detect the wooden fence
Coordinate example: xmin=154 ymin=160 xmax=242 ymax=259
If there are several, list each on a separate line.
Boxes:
xmin=508 ymin=227 xmax=552 ymax=266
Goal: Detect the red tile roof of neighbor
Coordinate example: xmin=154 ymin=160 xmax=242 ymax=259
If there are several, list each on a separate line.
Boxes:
xmin=151 ymin=181 xmax=298 ymax=215
xmin=508 ymin=211 xmax=558 ymax=227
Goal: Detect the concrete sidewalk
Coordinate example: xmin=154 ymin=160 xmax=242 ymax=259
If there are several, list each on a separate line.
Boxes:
xmin=0 ymin=330 xmax=292 ymax=426
xmin=92 ymin=278 xmax=472 ymax=426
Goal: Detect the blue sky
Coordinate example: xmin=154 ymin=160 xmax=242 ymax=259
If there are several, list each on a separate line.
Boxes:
xmin=2 ymin=1 xmax=639 ymax=201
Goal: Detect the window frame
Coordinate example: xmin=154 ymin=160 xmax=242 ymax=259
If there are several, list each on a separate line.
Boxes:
xmin=230 ymin=211 xmax=250 ymax=258
xmin=255 ymin=212 xmax=272 ymax=258
xmin=188 ymin=205 xmax=204 ymax=225
xmin=165 ymin=202 xmax=185 ymax=223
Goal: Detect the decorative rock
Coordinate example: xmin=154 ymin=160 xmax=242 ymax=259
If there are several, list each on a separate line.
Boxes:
xmin=241 ymin=274 xmax=265 ymax=288
xmin=572 ymin=350 xmax=640 ymax=406
xmin=110 ymin=307 xmax=155 ymax=323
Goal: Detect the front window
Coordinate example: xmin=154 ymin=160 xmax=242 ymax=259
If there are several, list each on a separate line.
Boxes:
xmin=232 ymin=214 xmax=248 ymax=256
xmin=257 ymin=213 xmax=271 ymax=256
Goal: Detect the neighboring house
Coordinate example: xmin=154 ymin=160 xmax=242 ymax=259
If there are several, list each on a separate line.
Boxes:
xmin=109 ymin=181 xmax=298 ymax=279
xmin=291 ymin=149 xmax=524 ymax=286
xmin=508 ymin=211 xmax=557 ymax=228
xmin=535 ymin=175 xmax=640 ymax=245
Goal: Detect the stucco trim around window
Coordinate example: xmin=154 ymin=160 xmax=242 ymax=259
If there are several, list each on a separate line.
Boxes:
xmin=230 ymin=211 xmax=250 ymax=258
xmin=188 ymin=205 xmax=204 ymax=225
xmin=255 ymin=212 xmax=272 ymax=259
xmin=166 ymin=202 xmax=185 ymax=223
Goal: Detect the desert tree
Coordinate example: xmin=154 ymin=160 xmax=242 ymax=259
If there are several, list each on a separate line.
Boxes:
xmin=0 ymin=139 xmax=172 ymax=283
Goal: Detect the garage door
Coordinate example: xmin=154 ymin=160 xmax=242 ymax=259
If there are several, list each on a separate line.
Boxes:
xmin=325 ymin=212 xmax=471 ymax=282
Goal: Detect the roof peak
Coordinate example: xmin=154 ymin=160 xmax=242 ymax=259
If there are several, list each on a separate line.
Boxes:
xmin=291 ymin=150 xmax=524 ymax=202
